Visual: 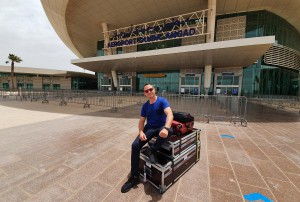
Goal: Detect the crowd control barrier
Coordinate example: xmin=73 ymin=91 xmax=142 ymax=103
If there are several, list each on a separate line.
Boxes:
xmin=2 ymin=89 xmax=248 ymax=126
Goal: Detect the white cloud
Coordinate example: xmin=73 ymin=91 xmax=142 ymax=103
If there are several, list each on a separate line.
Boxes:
xmin=0 ymin=0 xmax=92 ymax=73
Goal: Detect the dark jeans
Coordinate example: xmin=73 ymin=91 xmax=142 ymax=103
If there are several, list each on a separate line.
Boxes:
xmin=131 ymin=126 xmax=173 ymax=176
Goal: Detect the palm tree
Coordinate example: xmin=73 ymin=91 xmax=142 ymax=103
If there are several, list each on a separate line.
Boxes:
xmin=6 ymin=54 xmax=22 ymax=91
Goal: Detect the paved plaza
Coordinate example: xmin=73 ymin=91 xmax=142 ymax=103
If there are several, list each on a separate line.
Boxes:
xmin=0 ymin=100 xmax=299 ymax=202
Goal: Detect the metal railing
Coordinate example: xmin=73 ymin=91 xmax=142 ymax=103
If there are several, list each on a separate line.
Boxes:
xmin=163 ymin=94 xmax=247 ymax=126
xmin=1 ymin=89 xmax=248 ymax=126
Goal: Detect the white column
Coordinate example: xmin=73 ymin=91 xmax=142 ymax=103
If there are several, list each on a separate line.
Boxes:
xmin=204 ymin=65 xmax=212 ymax=94
xmin=204 ymin=0 xmax=216 ymax=95
xmin=111 ymin=70 xmax=118 ymax=89
xmin=102 ymin=23 xmax=118 ymax=89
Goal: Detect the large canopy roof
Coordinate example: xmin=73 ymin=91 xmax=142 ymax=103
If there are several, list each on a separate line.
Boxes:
xmin=0 ymin=66 xmax=95 ymax=78
xmin=71 ymin=36 xmax=275 ymax=73
xmin=41 ymin=0 xmax=300 ymax=58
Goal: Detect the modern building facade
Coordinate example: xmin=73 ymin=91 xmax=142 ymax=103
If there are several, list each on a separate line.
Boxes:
xmin=0 ymin=66 xmax=97 ymax=90
xmin=41 ymin=0 xmax=300 ymax=96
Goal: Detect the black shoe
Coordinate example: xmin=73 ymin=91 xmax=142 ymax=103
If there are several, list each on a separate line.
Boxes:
xmin=146 ymin=147 xmax=158 ymax=164
xmin=121 ymin=175 xmax=140 ymax=193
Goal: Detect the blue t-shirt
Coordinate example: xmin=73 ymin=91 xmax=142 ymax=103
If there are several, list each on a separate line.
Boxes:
xmin=141 ymin=96 xmax=170 ymax=128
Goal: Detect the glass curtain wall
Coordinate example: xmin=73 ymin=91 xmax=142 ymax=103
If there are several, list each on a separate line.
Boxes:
xmin=136 ymin=71 xmax=179 ymax=93
xmin=218 ymin=10 xmax=300 ymax=96
xmin=72 ymin=77 xmax=97 ymax=90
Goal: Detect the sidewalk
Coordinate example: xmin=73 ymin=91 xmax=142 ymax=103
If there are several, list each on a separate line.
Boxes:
xmin=0 ymin=100 xmax=299 ymax=201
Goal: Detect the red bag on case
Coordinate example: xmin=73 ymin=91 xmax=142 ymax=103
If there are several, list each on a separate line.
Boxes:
xmin=171 ymin=120 xmax=194 ymax=136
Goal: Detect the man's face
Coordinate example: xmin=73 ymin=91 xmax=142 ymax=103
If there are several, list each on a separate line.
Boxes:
xmin=144 ymin=84 xmax=155 ymax=99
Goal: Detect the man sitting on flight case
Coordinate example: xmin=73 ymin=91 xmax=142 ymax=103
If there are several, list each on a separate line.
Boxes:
xmin=121 ymin=83 xmax=174 ymax=193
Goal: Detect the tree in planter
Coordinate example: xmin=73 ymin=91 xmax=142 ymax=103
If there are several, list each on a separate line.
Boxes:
xmin=6 ymin=54 xmax=22 ymax=91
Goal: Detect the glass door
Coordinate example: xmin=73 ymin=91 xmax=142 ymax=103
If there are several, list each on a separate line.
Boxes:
xmin=216 ymin=74 xmax=240 ymax=96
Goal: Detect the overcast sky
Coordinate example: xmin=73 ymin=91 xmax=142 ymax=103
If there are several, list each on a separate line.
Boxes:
xmin=0 ymin=0 xmax=91 ymax=73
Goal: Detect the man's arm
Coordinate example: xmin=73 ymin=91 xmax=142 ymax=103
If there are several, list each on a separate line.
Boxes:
xmin=159 ymin=107 xmax=173 ymax=138
xmin=164 ymin=107 xmax=173 ymax=128
xmin=138 ymin=116 xmax=147 ymax=141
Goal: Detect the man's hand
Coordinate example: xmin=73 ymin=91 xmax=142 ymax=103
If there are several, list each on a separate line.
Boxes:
xmin=159 ymin=128 xmax=168 ymax=138
xmin=139 ymin=132 xmax=147 ymax=141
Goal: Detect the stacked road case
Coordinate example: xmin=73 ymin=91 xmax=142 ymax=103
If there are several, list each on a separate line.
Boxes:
xmin=139 ymin=128 xmax=201 ymax=193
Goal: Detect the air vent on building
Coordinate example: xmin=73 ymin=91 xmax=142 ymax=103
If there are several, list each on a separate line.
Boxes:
xmin=264 ymin=45 xmax=300 ymax=71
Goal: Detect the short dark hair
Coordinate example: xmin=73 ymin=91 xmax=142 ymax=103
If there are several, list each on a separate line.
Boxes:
xmin=144 ymin=83 xmax=152 ymax=87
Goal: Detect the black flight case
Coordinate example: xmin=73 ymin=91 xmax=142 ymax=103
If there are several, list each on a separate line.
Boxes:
xmin=139 ymin=129 xmax=201 ymax=193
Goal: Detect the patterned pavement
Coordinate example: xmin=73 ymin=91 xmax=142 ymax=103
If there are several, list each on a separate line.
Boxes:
xmin=0 ymin=100 xmax=299 ymax=202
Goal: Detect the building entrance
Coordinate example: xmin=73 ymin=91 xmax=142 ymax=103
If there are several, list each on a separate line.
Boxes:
xmin=215 ymin=74 xmax=240 ymax=95
xmin=100 ymin=77 xmax=112 ymax=91
xmin=118 ymin=76 xmax=134 ymax=92
xmin=179 ymin=70 xmax=202 ymax=95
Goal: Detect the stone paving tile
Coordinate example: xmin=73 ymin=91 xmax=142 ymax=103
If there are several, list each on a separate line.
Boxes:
xmin=103 ymin=179 xmax=145 ymax=202
xmin=94 ymin=147 xmax=127 ymax=166
xmin=1 ymin=162 xmax=29 ymax=175
xmin=32 ymin=152 xmax=76 ymax=173
xmin=139 ymin=180 xmax=179 ymax=202
xmin=67 ymin=181 xmax=113 ymax=202
xmin=285 ymin=172 xmax=300 ymax=191
xmin=175 ymin=166 xmax=209 ymax=201
xmin=250 ymin=137 xmax=273 ymax=147
xmin=272 ymin=144 xmax=300 ymax=166
xmin=229 ymin=127 xmax=250 ymax=140
xmin=63 ymin=148 xmax=99 ymax=169
xmin=242 ymin=128 xmax=263 ymax=139
xmin=221 ymin=138 xmax=243 ymax=150
xmin=97 ymin=159 xmax=131 ymax=187
xmin=251 ymin=159 xmax=289 ymax=182
xmin=0 ymin=154 xmax=21 ymax=167
xmin=0 ymin=167 xmax=39 ymax=193
xmin=209 ymin=165 xmax=241 ymax=195
xmin=265 ymin=177 xmax=300 ymax=202
xmin=261 ymin=134 xmax=286 ymax=146
xmin=238 ymin=183 xmax=276 ymax=202
xmin=237 ymin=139 xmax=258 ymax=148
xmin=26 ymin=184 xmax=71 ymax=202
xmin=207 ymin=140 xmax=225 ymax=153
xmin=258 ymin=146 xmax=287 ymax=158
xmin=1 ymin=101 xmax=300 ymax=201
xmin=231 ymin=163 xmax=268 ymax=188
xmin=287 ymin=143 xmax=300 ymax=152
xmin=210 ymin=188 xmax=243 ymax=202
xmin=59 ymin=161 xmax=105 ymax=191
xmin=242 ymin=145 xmax=269 ymax=161
xmin=206 ymin=133 xmax=222 ymax=142
xmin=208 ymin=150 xmax=231 ymax=169
xmin=0 ymin=187 xmax=30 ymax=202
xmin=20 ymin=165 xmax=73 ymax=195
xmin=225 ymin=148 xmax=253 ymax=166
xmin=18 ymin=154 xmax=50 ymax=166
xmin=269 ymin=156 xmax=300 ymax=174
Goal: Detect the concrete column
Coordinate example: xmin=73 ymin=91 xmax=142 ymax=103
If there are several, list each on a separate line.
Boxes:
xmin=204 ymin=65 xmax=212 ymax=94
xmin=101 ymin=23 xmax=112 ymax=55
xmin=102 ymin=23 xmax=118 ymax=89
xmin=238 ymin=75 xmax=243 ymax=96
xmin=204 ymin=0 xmax=216 ymax=95
xmin=111 ymin=70 xmax=118 ymax=89
xmin=206 ymin=0 xmax=216 ymax=43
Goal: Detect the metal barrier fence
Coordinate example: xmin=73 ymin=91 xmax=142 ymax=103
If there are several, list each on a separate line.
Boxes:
xmin=163 ymin=94 xmax=247 ymax=126
xmin=1 ymin=89 xmax=248 ymax=126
